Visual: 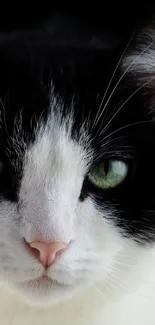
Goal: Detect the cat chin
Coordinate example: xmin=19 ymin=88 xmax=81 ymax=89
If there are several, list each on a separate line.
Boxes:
xmin=8 ymin=277 xmax=83 ymax=307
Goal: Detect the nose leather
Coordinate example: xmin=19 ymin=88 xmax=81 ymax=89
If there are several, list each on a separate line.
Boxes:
xmin=29 ymin=241 xmax=67 ymax=267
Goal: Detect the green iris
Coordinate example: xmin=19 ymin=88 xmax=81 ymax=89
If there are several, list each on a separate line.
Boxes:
xmin=88 ymin=160 xmax=128 ymax=189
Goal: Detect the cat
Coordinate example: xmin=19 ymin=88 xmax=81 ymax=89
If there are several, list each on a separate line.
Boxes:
xmin=1 ymin=10 xmax=155 ymax=325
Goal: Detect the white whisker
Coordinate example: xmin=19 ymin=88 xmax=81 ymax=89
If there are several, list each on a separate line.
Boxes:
xmin=107 ymin=273 xmax=128 ymax=291
xmin=99 ymin=119 xmax=150 ymax=145
xmin=0 ymin=97 xmax=8 ymax=133
xmin=99 ymin=76 xmax=154 ymax=137
xmin=91 ymin=283 xmax=107 ymax=298
xmin=94 ymin=39 xmax=155 ymax=127
xmin=93 ymin=28 xmax=137 ymax=128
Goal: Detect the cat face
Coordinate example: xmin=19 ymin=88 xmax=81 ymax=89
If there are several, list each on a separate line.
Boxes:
xmin=2 ymin=107 xmax=127 ymax=306
xmin=0 ymin=20 xmax=155 ymax=306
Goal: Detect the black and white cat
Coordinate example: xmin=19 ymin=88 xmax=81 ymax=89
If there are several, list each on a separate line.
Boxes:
xmin=1 ymin=10 xmax=155 ymax=325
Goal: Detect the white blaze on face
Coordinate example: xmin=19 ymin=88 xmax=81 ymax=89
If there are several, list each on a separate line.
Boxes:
xmin=0 ymin=94 xmax=128 ymax=306
xmin=19 ymin=109 xmax=89 ymax=244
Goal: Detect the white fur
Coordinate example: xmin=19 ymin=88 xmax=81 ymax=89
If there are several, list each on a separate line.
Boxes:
xmin=122 ymin=29 xmax=155 ymax=77
xmin=1 ymin=246 xmax=155 ymax=325
xmin=1 ymin=98 xmax=155 ymax=324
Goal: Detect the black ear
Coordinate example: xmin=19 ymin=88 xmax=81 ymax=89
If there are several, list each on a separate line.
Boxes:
xmin=118 ymin=16 xmax=155 ymax=118
xmin=120 ymin=12 xmax=155 ymax=80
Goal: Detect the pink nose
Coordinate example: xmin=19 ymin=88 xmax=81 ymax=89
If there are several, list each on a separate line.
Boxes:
xmin=29 ymin=241 xmax=68 ymax=268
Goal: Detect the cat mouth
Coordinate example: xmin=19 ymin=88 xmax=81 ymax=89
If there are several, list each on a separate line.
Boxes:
xmin=21 ymin=274 xmax=70 ymax=288
xmin=38 ymin=275 xmax=51 ymax=282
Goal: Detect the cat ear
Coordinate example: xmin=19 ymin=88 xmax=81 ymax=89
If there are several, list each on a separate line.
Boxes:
xmin=117 ymin=21 xmax=155 ymax=115
xmin=121 ymin=21 xmax=155 ymax=90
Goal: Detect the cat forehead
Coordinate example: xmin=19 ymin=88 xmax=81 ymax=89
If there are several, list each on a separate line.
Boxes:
xmin=25 ymin=105 xmax=90 ymax=175
xmin=0 ymin=43 xmax=114 ymax=172
xmin=0 ymin=92 xmax=92 ymax=202
xmin=19 ymin=108 xmax=90 ymax=202
xmin=5 ymin=91 xmax=92 ymax=171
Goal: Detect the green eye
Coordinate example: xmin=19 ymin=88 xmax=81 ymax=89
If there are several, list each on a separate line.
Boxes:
xmin=88 ymin=160 xmax=128 ymax=190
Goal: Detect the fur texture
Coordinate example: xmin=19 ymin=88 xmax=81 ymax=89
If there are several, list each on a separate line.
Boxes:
xmin=1 ymin=10 xmax=155 ymax=325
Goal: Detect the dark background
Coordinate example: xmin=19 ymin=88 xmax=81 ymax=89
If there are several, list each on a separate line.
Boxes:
xmin=0 ymin=3 xmax=153 ymax=33
xmin=0 ymin=3 xmax=154 ymax=53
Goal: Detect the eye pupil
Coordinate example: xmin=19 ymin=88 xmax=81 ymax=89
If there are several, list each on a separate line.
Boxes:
xmin=104 ymin=161 xmax=110 ymax=175
xmin=88 ymin=159 xmax=128 ymax=190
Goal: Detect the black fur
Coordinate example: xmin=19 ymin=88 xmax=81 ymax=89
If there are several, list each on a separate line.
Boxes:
xmin=1 ymin=10 xmax=155 ymax=243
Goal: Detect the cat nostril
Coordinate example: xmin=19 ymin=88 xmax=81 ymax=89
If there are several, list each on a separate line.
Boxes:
xmin=26 ymin=240 xmax=68 ymax=268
